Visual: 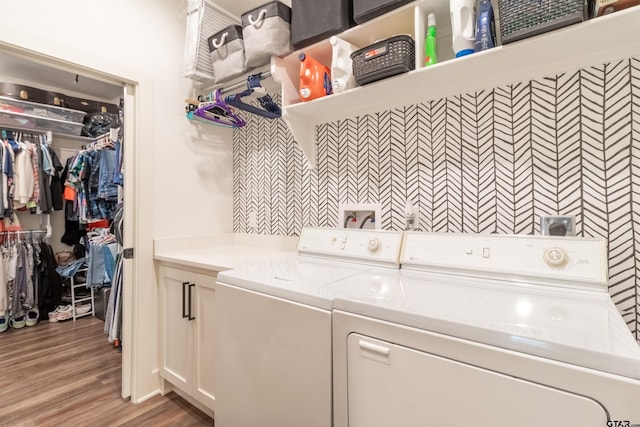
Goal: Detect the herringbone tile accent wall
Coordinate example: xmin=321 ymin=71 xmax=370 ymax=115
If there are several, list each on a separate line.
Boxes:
xmin=233 ymin=57 xmax=640 ymax=339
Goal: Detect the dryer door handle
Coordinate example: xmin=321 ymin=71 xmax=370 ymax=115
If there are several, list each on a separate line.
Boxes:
xmin=359 ymin=339 xmax=391 ymax=362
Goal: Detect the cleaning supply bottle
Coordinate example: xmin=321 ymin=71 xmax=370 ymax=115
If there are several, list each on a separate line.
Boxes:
xmin=299 ymin=53 xmax=333 ymax=102
xmin=474 ymin=0 xmax=496 ymax=52
xmin=450 ymin=0 xmax=475 ymax=58
xmin=330 ymin=36 xmax=358 ymax=94
xmin=424 ymin=13 xmax=437 ymax=66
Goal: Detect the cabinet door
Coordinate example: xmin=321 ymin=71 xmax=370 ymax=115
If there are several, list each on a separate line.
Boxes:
xmin=159 ymin=266 xmax=195 ymax=392
xmin=194 ymin=281 xmax=216 ymax=410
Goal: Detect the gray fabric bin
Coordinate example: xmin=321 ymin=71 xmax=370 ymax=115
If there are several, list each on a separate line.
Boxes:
xmin=241 ymin=1 xmax=293 ymax=68
xmin=208 ymin=25 xmax=250 ymax=83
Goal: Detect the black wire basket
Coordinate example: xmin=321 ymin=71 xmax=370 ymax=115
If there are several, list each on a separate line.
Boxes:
xmin=351 ymin=35 xmax=415 ymax=86
xmin=498 ymin=0 xmax=588 ymax=44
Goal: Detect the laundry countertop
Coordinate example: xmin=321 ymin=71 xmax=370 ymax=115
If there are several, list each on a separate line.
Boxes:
xmin=153 ymin=233 xmax=299 ymax=273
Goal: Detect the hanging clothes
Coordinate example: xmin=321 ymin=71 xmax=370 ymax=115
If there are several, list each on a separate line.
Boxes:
xmin=84 ymin=229 xmax=117 ymax=288
xmin=63 ymin=137 xmax=120 ymax=225
xmin=0 ymin=131 xmax=65 ymax=218
xmin=0 ymin=231 xmax=55 ymax=326
xmin=104 ymin=205 xmax=123 ymax=344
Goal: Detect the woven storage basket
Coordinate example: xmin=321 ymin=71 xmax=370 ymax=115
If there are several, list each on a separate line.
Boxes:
xmin=184 ymin=0 xmax=240 ymax=83
xmin=350 ymin=35 xmax=415 ymax=86
xmin=497 ymin=0 xmax=588 ymax=44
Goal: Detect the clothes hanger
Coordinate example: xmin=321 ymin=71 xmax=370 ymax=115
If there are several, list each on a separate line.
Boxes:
xmin=185 ymin=89 xmax=246 ymax=128
xmin=224 ymin=72 xmax=281 ymax=120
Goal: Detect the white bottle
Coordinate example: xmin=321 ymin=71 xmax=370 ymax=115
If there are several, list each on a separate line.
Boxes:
xmin=450 ymin=0 xmax=475 ymax=58
xmin=330 ymin=36 xmax=359 ymax=93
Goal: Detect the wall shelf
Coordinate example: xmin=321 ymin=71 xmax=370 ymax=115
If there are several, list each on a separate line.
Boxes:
xmin=271 ymin=3 xmax=640 ymax=168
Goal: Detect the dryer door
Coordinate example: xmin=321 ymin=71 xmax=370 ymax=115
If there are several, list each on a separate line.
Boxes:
xmin=347 ymin=334 xmax=608 ymax=427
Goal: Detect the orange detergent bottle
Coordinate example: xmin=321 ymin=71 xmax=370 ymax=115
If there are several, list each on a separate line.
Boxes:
xmin=298 ymin=53 xmax=332 ymax=102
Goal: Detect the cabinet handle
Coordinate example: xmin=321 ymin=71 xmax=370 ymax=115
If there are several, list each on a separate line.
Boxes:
xmin=182 ymin=281 xmax=189 ymax=319
xmin=188 ymin=283 xmax=196 ymax=321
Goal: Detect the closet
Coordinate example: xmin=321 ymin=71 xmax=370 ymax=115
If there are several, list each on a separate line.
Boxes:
xmin=0 ymin=51 xmax=126 ymax=345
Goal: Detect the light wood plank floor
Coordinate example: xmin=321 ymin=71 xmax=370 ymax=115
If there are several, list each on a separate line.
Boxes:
xmin=0 ymin=316 xmax=213 ymax=426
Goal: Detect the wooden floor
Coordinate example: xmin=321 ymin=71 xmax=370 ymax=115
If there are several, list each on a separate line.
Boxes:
xmin=0 ymin=316 xmax=213 ymax=427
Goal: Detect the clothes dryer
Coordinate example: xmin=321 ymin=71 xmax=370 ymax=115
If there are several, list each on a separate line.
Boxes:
xmin=213 ymin=227 xmax=403 ymax=427
xmin=332 ymin=232 xmax=640 ymax=427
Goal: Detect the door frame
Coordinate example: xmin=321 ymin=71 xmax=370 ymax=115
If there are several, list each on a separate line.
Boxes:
xmin=0 ymin=27 xmax=157 ymax=402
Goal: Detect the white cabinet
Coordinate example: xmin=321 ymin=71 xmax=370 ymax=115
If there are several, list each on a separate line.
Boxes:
xmin=158 ymin=264 xmax=216 ymax=411
xmin=269 ymin=2 xmax=640 ymax=168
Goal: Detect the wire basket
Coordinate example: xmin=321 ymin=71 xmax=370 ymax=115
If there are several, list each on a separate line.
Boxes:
xmin=184 ymin=0 xmax=240 ymax=83
xmin=497 ymin=0 xmax=588 ymax=44
xmin=351 ymin=35 xmax=415 ymax=86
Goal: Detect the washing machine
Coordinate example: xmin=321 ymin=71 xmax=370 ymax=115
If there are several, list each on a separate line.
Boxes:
xmin=213 ymin=227 xmax=404 ymax=427
xmin=332 ymin=232 xmax=640 ymax=427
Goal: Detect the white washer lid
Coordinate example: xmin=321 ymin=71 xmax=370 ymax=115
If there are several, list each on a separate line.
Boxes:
xmin=332 ymin=269 xmax=640 ymax=380
xmin=217 ymin=257 xmax=378 ymax=309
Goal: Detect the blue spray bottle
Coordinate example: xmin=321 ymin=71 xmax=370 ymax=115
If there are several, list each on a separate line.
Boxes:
xmin=474 ymin=0 xmax=496 ymax=52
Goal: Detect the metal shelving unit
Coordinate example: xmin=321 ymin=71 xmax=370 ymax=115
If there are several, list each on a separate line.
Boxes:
xmin=70 ymin=266 xmax=95 ymax=321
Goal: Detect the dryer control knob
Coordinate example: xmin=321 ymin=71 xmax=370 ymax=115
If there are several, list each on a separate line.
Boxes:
xmin=367 ymin=238 xmax=381 ymax=252
xmin=543 ymin=247 xmax=569 ymax=268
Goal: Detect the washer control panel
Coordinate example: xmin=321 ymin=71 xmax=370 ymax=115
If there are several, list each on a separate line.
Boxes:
xmin=401 ymin=232 xmax=608 ymax=289
xmin=297 ymin=227 xmax=404 ymax=266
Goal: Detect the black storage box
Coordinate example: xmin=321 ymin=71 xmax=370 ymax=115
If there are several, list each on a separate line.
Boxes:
xmin=65 ymin=95 xmax=120 ymax=115
xmin=353 ymin=0 xmax=413 ymax=24
xmin=291 ymin=0 xmax=354 ymax=49
xmin=0 ymin=82 xmax=66 ymax=107
xmin=351 ymin=35 xmax=415 ymax=86
xmin=498 ymin=0 xmax=588 ymax=44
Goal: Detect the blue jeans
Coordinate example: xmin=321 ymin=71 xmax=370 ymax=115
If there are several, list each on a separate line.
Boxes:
xmin=56 ymin=257 xmax=87 ymax=278
xmin=98 ymin=150 xmax=118 ymax=201
xmin=87 ymin=245 xmax=106 ymax=288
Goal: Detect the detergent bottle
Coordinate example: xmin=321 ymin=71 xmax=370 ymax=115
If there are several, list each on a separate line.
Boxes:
xmin=299 ymin=53 xmax=332 ymax=102
xmin=450 ymin=0 xmax=475 ymax=58
xmin=330 ymin=36 xmax=358 ymax=94
xmin=474 ymin=0 xmax=497 ymax=52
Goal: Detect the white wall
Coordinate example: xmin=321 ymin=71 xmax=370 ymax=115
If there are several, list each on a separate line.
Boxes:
xmin=0 ymin=0 xmax=234 ymax=239
xmin=0 ymin=0 xmax=234 ymax=404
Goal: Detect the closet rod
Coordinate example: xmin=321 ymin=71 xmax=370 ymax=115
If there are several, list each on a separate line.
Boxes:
xmin=1 ymin=126 xmax=52 ymax=140
xmin=0 ymin=229 xmax=47 ymax=236
xmin=220 ymin=70 xmax=272 ymax=94
xmin=189 ymin=71 xmax=274 ymax=107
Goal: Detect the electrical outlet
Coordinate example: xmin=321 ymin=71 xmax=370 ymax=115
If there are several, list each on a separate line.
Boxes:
xmin=339 ymin=204 xmax=381 ymax=230
xmin=541 ymin=215 xmax=575 ymax=236
xmin=404 ymin=200 xmax=419 ymax=230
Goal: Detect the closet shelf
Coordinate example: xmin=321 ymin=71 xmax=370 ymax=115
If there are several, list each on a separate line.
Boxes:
xmin=0 ymin=95 xmax=86 ymax=137
xmin=271 ymin=3 xmax=640 ymax=168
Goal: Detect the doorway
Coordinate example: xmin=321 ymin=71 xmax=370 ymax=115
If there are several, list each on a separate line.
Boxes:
xmin=0 ymin=42 xmax=145 ymax=401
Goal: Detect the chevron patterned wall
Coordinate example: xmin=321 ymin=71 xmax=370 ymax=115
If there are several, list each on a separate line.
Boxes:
xmin=233 ymin=57 xmax=640 ymax=339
